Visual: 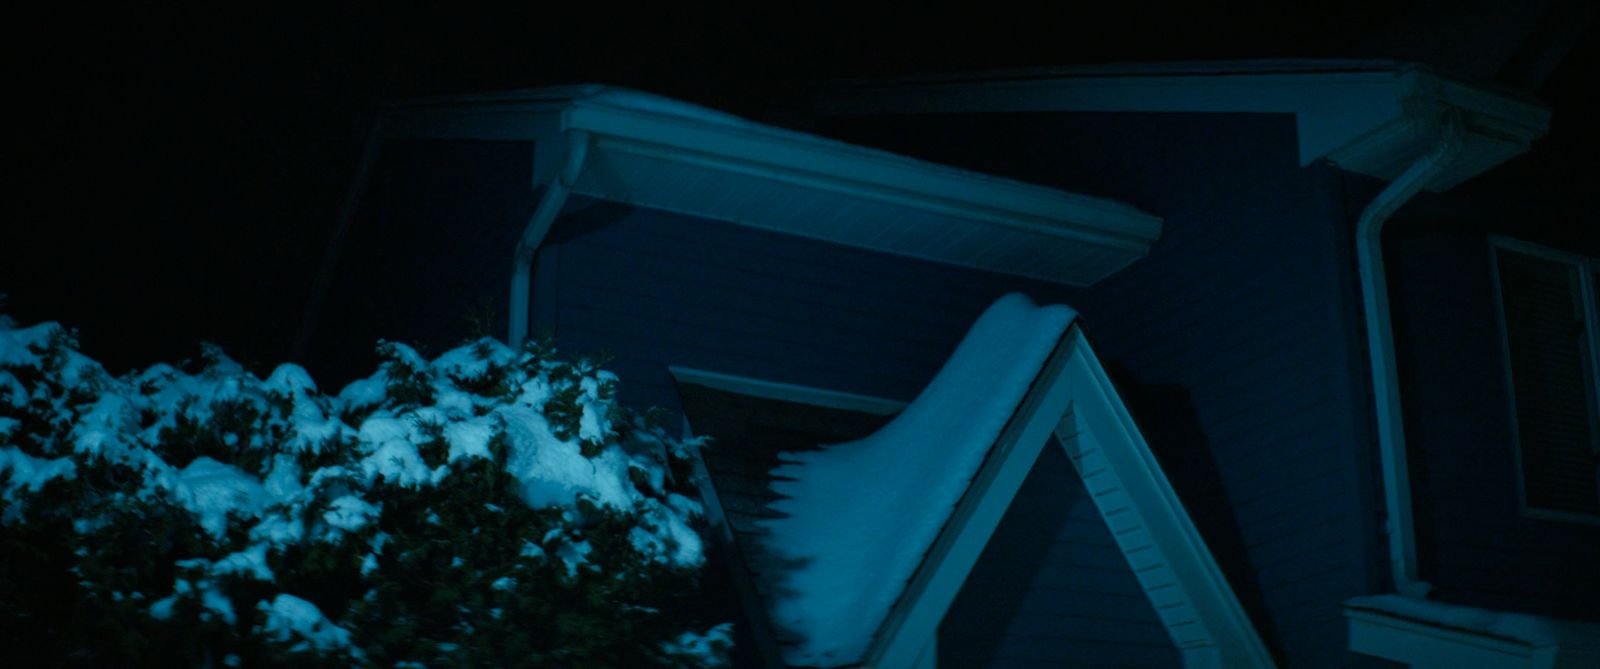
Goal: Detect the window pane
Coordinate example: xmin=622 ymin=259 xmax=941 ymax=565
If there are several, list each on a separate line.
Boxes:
xmin=1497 ymin=248 xmax=1600 ymax=515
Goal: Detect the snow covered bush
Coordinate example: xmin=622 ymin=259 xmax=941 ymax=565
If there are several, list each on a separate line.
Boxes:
xmin=0 ymin=315 xmax=730 ymax=667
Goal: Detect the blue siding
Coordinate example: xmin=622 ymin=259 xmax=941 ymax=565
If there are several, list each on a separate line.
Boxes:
xmin=941 ymin=441 xmax=1181 ymax=668
xmin=1383 ymin=185 xmax=1600 ymax=622
xmin=326 ymin=115 xmax=1402 ymax=666
xmin=821 ymin=112 xmax=1383 ymax=668
xmin=535 ymin=196 xmax=1083 ymax=413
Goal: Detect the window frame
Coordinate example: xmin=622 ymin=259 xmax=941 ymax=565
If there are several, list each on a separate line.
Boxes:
xmin=1487 ymin=234 xmax=1600 ymax=525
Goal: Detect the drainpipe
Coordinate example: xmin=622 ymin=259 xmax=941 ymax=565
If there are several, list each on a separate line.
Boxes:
xmin=293 ymin=114 xmax=387 ymax=361
xmin=508 ymin=130 xmax=590 ymax=348
xmin=1355 ymin=112 xmax=1464 ymax=599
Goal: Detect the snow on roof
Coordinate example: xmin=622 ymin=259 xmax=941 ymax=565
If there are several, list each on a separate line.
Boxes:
xmin=758 ymin=293 xmax=1075 ymax=666
xmin=1345 ymin=595 xmax=1600 ymax=650
xmin=378 ymin=84 xmax=1161 ymax=289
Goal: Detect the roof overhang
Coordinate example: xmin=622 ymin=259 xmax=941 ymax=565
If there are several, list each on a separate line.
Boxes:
xmin=380 ymin=85 xmax=1162 ymax=286
xmin=675 ymin=320 xmax=1278 ymax=669
xmin=814 ymin=60 xmax=1551 ymax=192
xmin=867 ymin=324 xmax=1278 ymax=669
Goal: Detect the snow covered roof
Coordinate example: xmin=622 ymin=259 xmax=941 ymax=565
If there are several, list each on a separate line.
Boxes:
xmin=759 ymin=294 xmax=1074 ymax=666
xmin=814 ymin=60 xmax=1550 ymax=192
xmin=380 ymin=85 xmax=1162 ymax=286
xmin=682 ymin=294 xmax=1276 ymax=669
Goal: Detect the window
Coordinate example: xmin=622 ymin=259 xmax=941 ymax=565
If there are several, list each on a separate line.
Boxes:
xmin=1490 ymin=237 xmax=1600 ymax=519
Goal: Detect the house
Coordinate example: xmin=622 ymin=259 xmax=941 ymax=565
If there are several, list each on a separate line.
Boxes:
xmin=296 ymin=60 xmax=1599 ymax=668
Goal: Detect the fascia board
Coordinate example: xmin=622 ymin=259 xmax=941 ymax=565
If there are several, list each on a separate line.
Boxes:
xmin=368 ymin=86 xmax=1164 ymax=287
xmin=1345 ymin=607 xmax=1555 ymax=668
xmin=1057 ymin=329 xmax=1277 ymax=669
xmin=815 ymin=72 xmax=1403 ymax=117
xmin=667 ymin=366 xmax=907 ymax=416
xmin=864 ymin=325 xmax=1082 ymax=669
xmin=563 ymin=103 xmax=1162 ymax=248
xmin=867 ymin=327 xmax=1279 ymax=669
xmin=814 ymin=65 xmax=1551 ymax=185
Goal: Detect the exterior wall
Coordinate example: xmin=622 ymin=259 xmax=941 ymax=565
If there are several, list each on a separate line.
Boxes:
xmin=319 ymin=116 xmax=1394 ymax=666
xmin=532 ymin=196 xmax=1081 ymax=413
xmin=819 ymin=111 xmax=1384 ymax=668
xmin=1380 ymin=172 xmax=1600 ymax=622
xmin=941 ymin=439 xmax=1181 ymax=668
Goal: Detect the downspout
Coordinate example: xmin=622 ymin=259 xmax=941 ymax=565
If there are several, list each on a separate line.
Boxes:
xmin=508 ymin=130 xmax=590 ymax=348
xmin=1355 ymin=112 xmax=1464 ymax=599
xmin=294 ymin=114 xmax=387 ymax=361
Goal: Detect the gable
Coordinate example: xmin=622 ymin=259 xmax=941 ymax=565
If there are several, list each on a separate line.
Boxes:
xmin=672 ymin=295 xmax=1276 ymax=669
xmin=942 ymin=440 xmax=1181 ymax=667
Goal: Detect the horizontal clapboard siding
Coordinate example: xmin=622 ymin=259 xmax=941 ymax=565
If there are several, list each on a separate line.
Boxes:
xmin=1384 ymin=224 xmax=1600 ymax=623
xmin=822 ymin=111 xmax=1378 ymax=668
xmin=941 ymin=441 xmax=1181 ymax=668
xmin=539 ymin=196 xmax=1083 ymax=414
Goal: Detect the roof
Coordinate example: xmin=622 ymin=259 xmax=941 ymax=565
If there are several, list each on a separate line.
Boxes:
xmin=379 ymin=85 xmax=1162 ymax=286
xmin=759 ymin=294 xmax=1075 ymax=666
xmin=678 ymin=294 xmax=1278 ymax=669
xmin=813 ymin=60 xmax=1551 ymax=192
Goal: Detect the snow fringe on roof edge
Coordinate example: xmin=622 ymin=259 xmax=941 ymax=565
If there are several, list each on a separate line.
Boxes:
xmin=759 ymin=293 xmax=1075 ymax=666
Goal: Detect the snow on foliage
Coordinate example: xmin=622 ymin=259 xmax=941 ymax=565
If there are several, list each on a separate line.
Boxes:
xmin=0 ymin=315 xmax=727 ymax=667
xmin=759 ymin=293 xmax=1075 ymax=666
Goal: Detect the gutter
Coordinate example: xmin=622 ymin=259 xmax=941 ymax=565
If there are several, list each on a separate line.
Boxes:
xmin=1354 ymin=112 xmax=1465 ymax=599
xmin=508 ymin=130 xmax=590 ymax=348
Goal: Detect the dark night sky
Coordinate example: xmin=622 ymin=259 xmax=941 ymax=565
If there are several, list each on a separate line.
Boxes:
xmin=6 ymin=2 xmax=1595 ymax=379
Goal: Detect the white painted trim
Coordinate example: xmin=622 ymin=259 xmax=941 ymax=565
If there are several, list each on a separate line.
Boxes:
xmin=508 ymin=130 xmax=588 ymax=348
xmin=1345 ymin=605 xmax=1560 ymax=668
xmin=813 ymin=63 xmax=1549 ymax=190
xmin=865 ymin=326 xmax=1082 ymax=669
xmin=1486 ymin=235 xmax=1600 ymax=524
xmin=563 ymin=102 xmax=1161 ymax=248
xmin=1055 ymin=329 xmax=1277 ymax=669
xmin=675 ymin=327 xmax=1276 ymax=668
xmin=859 ymin=327 xmax=1276 ymax=669
xmin=668 ymin=365 xmax=906 ymax=416
xmin=376 ymin=85 xmax=1163 ymax=290
xmin=1356 ymin=118 xmax=1466 ymax=599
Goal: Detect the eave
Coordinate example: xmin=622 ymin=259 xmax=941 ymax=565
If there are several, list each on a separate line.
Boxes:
xmin=813 ymin=60 xmax=1551 ymax=192
xmin=380 ymin=85 xmax=1162 ymax=286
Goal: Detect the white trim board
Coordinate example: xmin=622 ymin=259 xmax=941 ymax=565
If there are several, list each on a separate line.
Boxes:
xmin=378 ymin=85 xmax=1162 ymax=287
xmin=870 ymin=325 xmax=1276 ymax=668
xmin=1344 ymin=596 xmax=1600 ymax=669
xmin=676 ymin=330 xmax=1276 ymax=668
xmin=813 ymin=62 xmax=1549 ymax=193
xmin=1485 ymin=235 xmax=1600 ymax=525
xmin=668 ymin=366 xmax=907 ymax=416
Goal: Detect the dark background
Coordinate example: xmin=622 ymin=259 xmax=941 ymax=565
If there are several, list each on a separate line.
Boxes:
xmin=6 ymin=1 xmax=1595 ymax=382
